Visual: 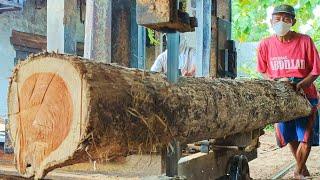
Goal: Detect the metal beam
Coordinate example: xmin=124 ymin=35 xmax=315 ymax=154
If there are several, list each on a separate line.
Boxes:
xmin=165 ymin=1 xmax=181 ymax=177
xmin=166 ymin=32 xmax=180 ymax=179
xmin=167 ymin=32 xmax=180 ymax=83
xmin=130 ymin=0 xmax=146 ymax=69
xmin=165 ymin=140 xmax=181 ymax=177
xmin=137 ymin=26 xmax=146 ymax=69
xmin=47 ymin=0 xmax=77 ymax=54
xmin=195 ymin=0 xmax=211 ymax=77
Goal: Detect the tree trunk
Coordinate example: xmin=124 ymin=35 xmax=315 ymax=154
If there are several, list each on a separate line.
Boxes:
xmin=8 ymin=53 xmax=311 ymax=178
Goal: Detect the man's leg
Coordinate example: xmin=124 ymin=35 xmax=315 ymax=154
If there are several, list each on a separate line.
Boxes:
xmin=275 ymin=120 xmax=311 ymax=177
xmin=288 ymin=140 xmax=299 ymax=154
xmin=295 ymin=142 xmax=311 ymax=175
xmin=289 ymin=141 xmax=311 ymax=176
xmin=291 ymin=104 xmax=317 ymax=178
xmin=295 ymin=107 xmax=318 ymax=177
xmin=289 ymin=141 xmax=310 ymax=177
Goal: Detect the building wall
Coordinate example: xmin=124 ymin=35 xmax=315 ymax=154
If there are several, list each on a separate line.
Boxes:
xmin=0 ymin=0 xmax=85 ymax=119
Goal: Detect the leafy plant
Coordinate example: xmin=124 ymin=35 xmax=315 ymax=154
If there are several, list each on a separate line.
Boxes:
xmin=147 ymin=29 xmax=160 ymax=46
xmin=264 ymin=124 xmax=275 ymax=132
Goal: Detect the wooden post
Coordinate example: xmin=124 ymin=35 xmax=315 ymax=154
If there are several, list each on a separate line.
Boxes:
xmin=111 ymin=0 xmax=131 ymax=67
xmin=84 ymin=0 xmax=132 ymax=66
xmin=47 ymin=0 xmax=77 ymax=54
xmin=84 ymin=0 xmax=112 ymax=63
xmin=217 ymin=0 xmax=232 ymax=21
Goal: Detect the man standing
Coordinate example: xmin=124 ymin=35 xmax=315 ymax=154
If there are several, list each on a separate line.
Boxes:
xmin=257 ymin=4 xmax=320 ymax=179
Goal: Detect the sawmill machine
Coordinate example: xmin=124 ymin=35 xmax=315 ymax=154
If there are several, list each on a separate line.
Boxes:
xmin=136 ymin=0 xmax=261 ymax=179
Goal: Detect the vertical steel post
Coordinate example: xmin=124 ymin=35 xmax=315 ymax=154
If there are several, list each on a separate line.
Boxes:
xmin=130 ymin=0 xmax=146 ymax=69
xmin=165 ymin=2 xmax=181 ymax=177
xmin=195 ymin=0 xmax=211 ymax=77
xmin=165 ymin=140 xmax=181 ymax=177
xmin=167 ymin=32 xmax=180 ymax=83
xmin=137 ymin=26 xmax=146 ymax=69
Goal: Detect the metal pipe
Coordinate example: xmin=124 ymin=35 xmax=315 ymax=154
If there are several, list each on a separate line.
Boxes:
xmin=271 ymin=162 xmax=295 ymax=180
xmin=167 ymin=32 xmax=180 ymax=83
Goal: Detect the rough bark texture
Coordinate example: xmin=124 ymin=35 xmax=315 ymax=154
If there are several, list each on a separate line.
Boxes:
xmin=8 ymin=53 xmax=311 ymax=178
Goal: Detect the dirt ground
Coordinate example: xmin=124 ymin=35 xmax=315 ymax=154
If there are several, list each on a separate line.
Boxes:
xmin=249 ymin=131 xmax=320 ymax=179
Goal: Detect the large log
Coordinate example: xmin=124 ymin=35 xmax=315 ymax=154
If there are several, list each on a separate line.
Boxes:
xmin=8 ymin=53 xmax=311 ymax=178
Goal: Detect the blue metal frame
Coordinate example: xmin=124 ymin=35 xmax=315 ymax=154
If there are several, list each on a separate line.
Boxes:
xmin=195 ymin=0 xmax=211 ymax=77
xmin=130 ymin=0 xmax=146 ymax=69
xmin=137 ymin=26 xmax=146 ymax=69
xmin=167 ymin=32 xmax=180 ymax=83
xmin=165 ymin=2 xmax=181 ymax=178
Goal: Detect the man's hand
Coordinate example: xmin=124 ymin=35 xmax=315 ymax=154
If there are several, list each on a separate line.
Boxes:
xmin=182 ymin=65 xmax=196 ymax=77
xmin=296 ymin=80 xmax=310 ymax=90
xmin=296 ymin=74 xmax=319 ymax=90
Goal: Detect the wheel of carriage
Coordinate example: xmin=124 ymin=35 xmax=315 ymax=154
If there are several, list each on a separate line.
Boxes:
xmin=227 ymin=155 xmax=251 ymax=180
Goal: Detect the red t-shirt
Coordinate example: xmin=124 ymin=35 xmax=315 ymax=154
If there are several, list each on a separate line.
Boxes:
xmin=257 ymin=33 xmax=320 ymax=99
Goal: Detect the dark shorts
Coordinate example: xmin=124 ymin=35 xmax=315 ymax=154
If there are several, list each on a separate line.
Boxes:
xmin=275 ymin=99 xmax=319 ymax=147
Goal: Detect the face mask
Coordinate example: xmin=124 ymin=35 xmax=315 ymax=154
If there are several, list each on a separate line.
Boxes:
xmin=272 ymin=21 xmax=292 ymax=36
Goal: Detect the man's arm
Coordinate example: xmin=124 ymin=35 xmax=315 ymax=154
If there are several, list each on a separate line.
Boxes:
xmin=261 ymin=72 xmax=272 ymax=80
xmin=151 ymin=52 xmax=166 ymax=73
xmin=296 ymin=74 xmax=319 ymax=90
xmin=297 ymin=37 xmax=320 ymax=89
xmin=257 ymin=41 xmax=270 ymax=80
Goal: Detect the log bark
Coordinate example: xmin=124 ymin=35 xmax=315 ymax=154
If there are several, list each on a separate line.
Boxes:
xmin=8 ymin=53 xmax=311 ymax=178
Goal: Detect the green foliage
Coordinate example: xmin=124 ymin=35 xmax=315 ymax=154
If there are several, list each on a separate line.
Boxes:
xmin=264 ymin=124 xmax=275 ymax=132
xmin=147 ymin=28 xmax=160 ymax=46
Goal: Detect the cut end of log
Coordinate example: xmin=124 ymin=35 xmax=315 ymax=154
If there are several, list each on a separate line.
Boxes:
xmin=17 ymin=73 xmax=73 ymax=176
xmin=8 ymin=54 xmax=86 ymax=178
